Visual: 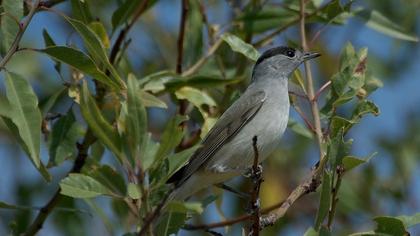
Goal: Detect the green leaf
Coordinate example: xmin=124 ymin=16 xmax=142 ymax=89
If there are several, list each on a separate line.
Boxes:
xmin=42 ymin=46 xmax=119 ymax=89
xmin=40 ymin=87 xmax=66 ymax=116
xmin=42 ymin=29 xmax=57 ymax=47
xmin=373 ymin=216 xmax=408 ymax=236
xmin=138 ymin=90 xmax=167 ymax=108
xmin=48 ymin=111 xmax=82 ymax=167
xmin=288 ymin=118 xmax=313 ymax=139
xmin=0 ymin=98 xmax=11 ymax=118
xmin=396 ymin=212 xmax=420 ymax=228
xmin=80 ymin=81 xmax=123 ymax=161
xmin=314 ymin=170 xmax=332 ymax=230
xmin=126 ymin=74 xmax=148 ymax=163
xmin=184 ymin=0 xmax=203 ymax=66
xmin=167 ymin=145 xmax=200 ymax=181
xmin=70 ymin=0 xmax=93 ymax=23
xmin=221 ymin=33 xmax=260 ymax=61
xmin=111 ymin=0 xmax=158 ymax=30
xmin=175 ymin=86 xmax=217 ymax=113
xmin=351 ymin=100 xmax=380 ymax=121
xmin=153 ymin=115 xmax=188 ymax=166
xmin=355 ymin=9 xmax=419 ymax=42
xmin=167 ymin=201 xmax=203 ymax=214
xmin=62 ymin=15 xmax=124 ymax=88
xmin=112 ymin=0 xmax=142 ymax=30
xmin=87 ymin=165 xmax=126 ymax=195
xmin=89 ymin=21 xmax=110 ymax=49
xmin=141 ymin=133 xmax=160 ymax=171
xmin=342 ymin=156 xmax=366 ymax=171
xmin=60 ymin=173 xmax=115 ymax=198
xmin=1 ymin=0 xmax=23 ymax=50
xmin=127 ymin=183 xmax=141 ymax=200
xmin=155 ymin=212 xmax=186 ymax=236
xmin=4 ymin=71 xmax=41 ymax=168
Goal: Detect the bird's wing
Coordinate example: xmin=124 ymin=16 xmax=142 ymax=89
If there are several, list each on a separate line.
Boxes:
xmin=167 ymin=90 xmax=267 ymax=186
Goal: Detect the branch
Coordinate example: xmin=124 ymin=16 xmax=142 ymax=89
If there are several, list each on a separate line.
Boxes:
xmin=0 ymin=0 xmax=40 ymax=70
xmin=184 ymin=165 xmax=322 ymax=231
xmin=299 ymin=0 xmax=324 ymax=158
xmin=177 ymin=0 xmax=190 ymax=118
xmin=248 ymin=136 xmax=263 ymax=236
xmin=326 ymin=165 xmax=344 ymax=229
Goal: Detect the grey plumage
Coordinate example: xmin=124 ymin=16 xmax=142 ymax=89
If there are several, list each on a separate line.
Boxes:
xmin=167 ymin=46 xmax=320 ymax=201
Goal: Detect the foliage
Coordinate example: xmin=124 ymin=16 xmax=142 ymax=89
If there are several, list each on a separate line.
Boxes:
xmin=0 ymin=0 xmax=419 ymax=236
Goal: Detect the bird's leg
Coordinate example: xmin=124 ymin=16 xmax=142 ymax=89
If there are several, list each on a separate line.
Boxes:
xmin=215 ymin=183 xmax=250 ymax=199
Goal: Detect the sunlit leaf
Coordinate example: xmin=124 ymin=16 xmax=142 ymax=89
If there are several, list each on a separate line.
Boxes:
xmin=397 ymin=212 xmax=420 ymax=228
xmin=288 ymin=118 xmax=313 ymax=139
xmin=4 ymin=71 xmax=41 ymax=168
xmin=89 ymin=21 xmax=110 ymax=49
xmin=60 ymin=173 xmax=115 ymax=198
xmin=221 ymin=33 xmax=260 ymax=61
xmin=127 ymin=183 xmax=141 ymax=200
xmin=138 ymin=90 xmax=167 ymax=108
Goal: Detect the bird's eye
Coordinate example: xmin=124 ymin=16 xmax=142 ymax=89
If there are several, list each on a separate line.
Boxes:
xmin=286 ymin=50 xmax=295 ymax=58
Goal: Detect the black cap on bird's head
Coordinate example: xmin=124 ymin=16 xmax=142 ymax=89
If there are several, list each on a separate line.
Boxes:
xmin=252 ymin=46 xmax=320 ymax=79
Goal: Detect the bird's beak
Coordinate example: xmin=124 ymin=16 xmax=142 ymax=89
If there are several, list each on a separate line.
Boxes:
xmin=302 ymin=52 xmax=321 ymax=61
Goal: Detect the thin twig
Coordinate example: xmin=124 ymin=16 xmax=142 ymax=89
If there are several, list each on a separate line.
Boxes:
xmin=184 ymin=164 xmax=322 ymax=231
xmin=313 ymin=81 xmax=331 ymax=102
xmin=0 ymin=0 xmax=40 ymax=70
xmin=299 ymin=0 xmax=324 ymax=158
xmin=177 ymin=0 xmax=190 ymax=118
xmin=182 ymin=38 xmax=223 ymax=77
xmin=248 ymin=136 xmax=262 ymax=236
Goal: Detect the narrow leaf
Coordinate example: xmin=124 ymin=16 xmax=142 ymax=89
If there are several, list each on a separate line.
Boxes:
xmin=314 ymin=170 xmax=332 ymax=230
xmin=4 ymin=72 xmax=41 ymax=168
xmin=70 ymin=0 xmax=93 ymax=23
xmin=138 ymin=90 xmax=167 ymax=108
xmin=127 ymin=183 xmax=141 ymax=200
xmin=1 ymin=0 xmax=23 ymax=50
xmin=356 ymin=9 xmax=419 ymax=42
xmin=60 ymin=173 xmax=114 ymax=198
xmin=396 ymin=213 xmax=420 ymax=228
xmin=42 ymin=46 xmax=119 ymax=89
xmin=221 ymin=33 xmax=260 ymax=61
xmin=80 ymin=82 xmax=123 ymax=161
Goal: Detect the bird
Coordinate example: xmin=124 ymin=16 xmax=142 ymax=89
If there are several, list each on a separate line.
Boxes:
xmin=167 ymin=46 xmax=320 ymax=201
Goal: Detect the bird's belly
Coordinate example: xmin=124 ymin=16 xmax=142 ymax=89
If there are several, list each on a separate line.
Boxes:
xmin=206 ymin=103 xmax=288 ymax=174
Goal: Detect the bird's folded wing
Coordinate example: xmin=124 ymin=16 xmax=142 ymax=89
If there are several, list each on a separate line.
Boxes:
xmin=167 ymin=90 xmax=267 ymax=186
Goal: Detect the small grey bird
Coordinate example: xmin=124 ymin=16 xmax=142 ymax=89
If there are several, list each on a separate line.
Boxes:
xmin=167 ymin=46 xmax=320 ymax=200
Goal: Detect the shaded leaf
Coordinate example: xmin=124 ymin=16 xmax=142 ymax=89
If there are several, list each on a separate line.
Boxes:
xmin=138 ymin=90 xmax=167 ymax=108
xmin=40 ymin=87 xmax=66 ymax=116
xmin=356 ymin=9 xmax=419 ymax=42
xmin=156 ymin=212 xmax=186 ymax=236
xmin=60 ymin=173 xmax=115 ymax=198
xmin=42 ymin=46 xmax=119 ymax=89
xmin=80 ymin=81 xmax=123 ymax=161
xmin=167 ymin=201 xmax=203 ymax=214
xmin=221 ymin=33 xmax=260 ymax=61
xmin=314 ymin=170 xmax=331 ymax=230
xmin=288 ymin=118 xmax=313 ymax=139
xmin=126 ymin=74 xmax=148 ymax=164
xmin=70 ymin=0 xmax=92 ymax=23
xmin=1 ymin=0 xmax=23 ymax=50
xmin=87 ymin=165 xmax=126 ymax=195
xmin=112 ymin=0 xmax=142 ymax=30
xmin=373 ymin=216 xmax=408 ymax=236
xmin=167 ymin=145 xmax=200 ymax=181
xmin=153 ymin=115 xmax=188 ymax=166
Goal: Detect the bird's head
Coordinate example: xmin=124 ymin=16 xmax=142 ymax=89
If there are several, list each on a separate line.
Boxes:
xmin=252 ymin=46 xmax=320 ymax=80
